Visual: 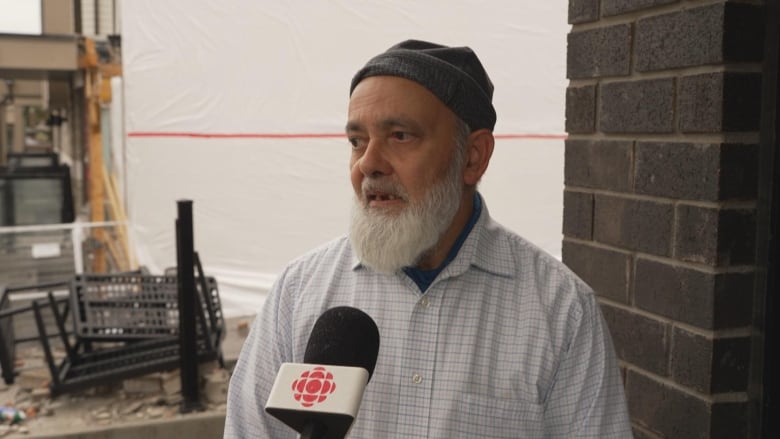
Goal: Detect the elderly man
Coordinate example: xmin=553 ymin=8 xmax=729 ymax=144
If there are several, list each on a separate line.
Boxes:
xmin=225 ymin=40 xmax=631 ymax=438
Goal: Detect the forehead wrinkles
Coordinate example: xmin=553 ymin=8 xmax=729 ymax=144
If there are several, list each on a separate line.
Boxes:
xmin=348 ymin=77 xmax=448 ymax=129
xmin=347 ymin=94 xmax=420 ymax=131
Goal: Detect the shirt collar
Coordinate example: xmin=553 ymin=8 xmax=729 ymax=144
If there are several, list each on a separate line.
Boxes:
xmin=442 ymin=193 xmax=515 ymax=279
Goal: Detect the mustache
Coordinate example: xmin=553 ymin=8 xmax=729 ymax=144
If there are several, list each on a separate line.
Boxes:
xmin=361 ymin=179 xmax=409 ymax=201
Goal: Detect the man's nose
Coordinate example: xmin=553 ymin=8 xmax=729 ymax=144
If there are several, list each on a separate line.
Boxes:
xmin=358 ymin=140 xmax=392 ymax=177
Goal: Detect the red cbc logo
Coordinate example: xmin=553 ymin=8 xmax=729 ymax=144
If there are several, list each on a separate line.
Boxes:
xmin=292 ymin=366 xmax=337 ymax=407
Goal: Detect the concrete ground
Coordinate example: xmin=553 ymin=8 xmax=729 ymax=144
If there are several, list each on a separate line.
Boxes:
xmin=0 ymin=315 xmax=255 ymax=438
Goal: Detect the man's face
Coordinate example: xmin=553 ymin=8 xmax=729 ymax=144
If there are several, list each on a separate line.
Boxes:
xmin=347 ymin=76 xmax=461 ymax=213
xmin=346 ymin=76 xmax=467 ymax=273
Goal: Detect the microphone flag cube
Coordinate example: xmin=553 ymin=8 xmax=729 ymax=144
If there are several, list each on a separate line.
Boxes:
xmin=265 ymin=363 xmax=369 ymax=438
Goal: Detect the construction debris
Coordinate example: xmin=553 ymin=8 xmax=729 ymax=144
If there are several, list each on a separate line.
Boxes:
xmin=203 ymin=368 xmax=230 ymax=405
xmin=0 ymin=304 xmax=248 ymax=437
xmin=0 ymin=344 xmax=231 ymax=437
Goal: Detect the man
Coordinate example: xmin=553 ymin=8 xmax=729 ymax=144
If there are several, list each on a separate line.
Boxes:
xmin=225 ymin=40 xmax=631 ymax=438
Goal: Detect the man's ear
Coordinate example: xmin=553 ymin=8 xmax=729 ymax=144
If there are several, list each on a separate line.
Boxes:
xmin=463 ymin=129 xmax=495 ymax=186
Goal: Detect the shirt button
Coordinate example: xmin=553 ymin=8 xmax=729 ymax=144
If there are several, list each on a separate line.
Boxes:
xmin=419 ymin=297 xmax=429 ymax=308
xmin=412 ymin=373 xmax=423 ymax=384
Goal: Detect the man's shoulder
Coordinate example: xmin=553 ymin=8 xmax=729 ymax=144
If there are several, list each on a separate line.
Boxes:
xmin=284 ymin=234 xmax=354 ymax=273
xmin=480 ymin=217 xmax=560 ymax=269
xmin=481 ymin=215 xmax=593 ymax=299
xmin=269 ymin=235 xmax=354 ymax=299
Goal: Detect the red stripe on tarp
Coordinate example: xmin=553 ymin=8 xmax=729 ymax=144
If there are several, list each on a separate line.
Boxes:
xmin=494 ymin=134 xmax=567 ymax=140
xmin=127 ymin=132 xmax=568 ymax=140
xmin=127 ymin=132 xmax=345 ymax=139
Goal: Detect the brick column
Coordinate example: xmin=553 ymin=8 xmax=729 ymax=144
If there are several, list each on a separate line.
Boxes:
xmin=564 ymin=1 xmax=765 ymax=437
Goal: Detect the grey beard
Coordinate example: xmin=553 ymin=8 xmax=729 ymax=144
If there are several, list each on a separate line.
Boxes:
xmin=349 ymin=165 xmax=464 ymax=274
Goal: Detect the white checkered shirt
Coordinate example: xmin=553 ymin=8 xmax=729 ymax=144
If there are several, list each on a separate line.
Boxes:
xmin=225 ymin=201 xmax=632 ymax=438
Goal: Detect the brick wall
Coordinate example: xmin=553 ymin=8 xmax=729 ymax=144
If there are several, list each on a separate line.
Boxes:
xmin=564 ymin=1 xmax=766 ymax=437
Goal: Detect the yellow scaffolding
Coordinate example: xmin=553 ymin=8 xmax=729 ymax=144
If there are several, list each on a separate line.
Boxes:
xmin=81 ymin=37 xmax=136 ymax=273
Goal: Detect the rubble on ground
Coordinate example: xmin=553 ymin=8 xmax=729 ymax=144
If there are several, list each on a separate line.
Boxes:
xmin=0 ymin=345 xmax=230 ymax=437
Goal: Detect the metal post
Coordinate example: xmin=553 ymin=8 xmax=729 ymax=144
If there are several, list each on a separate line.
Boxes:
xmin=176 ymin=200 xmax=201 ymax=413
xmin=760 ymin=1 xmax=780 ymax=436
xmin=0 ymin=101 xmax=6 ymax=165
xmin=12 ymin=105 xmax=23 ymax=154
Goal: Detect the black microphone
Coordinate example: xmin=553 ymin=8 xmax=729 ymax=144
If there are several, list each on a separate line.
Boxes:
xmin=265 ymin=306 xmax=380 ymax=439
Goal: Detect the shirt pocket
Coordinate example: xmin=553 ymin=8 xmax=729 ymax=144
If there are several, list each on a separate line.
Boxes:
xmin=452 ymin=393 xmax=544 ymax=439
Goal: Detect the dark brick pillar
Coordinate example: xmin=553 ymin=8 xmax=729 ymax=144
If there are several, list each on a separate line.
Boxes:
xmin=564 ymin=1 xmax=766 ymax=437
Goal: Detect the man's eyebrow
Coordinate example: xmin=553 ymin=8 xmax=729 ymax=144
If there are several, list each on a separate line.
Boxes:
xmin=345 ymin=121 xmax=363 ymax=133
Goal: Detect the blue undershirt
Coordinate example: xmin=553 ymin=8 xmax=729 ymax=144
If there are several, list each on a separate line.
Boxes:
xmin=403 ymin=193 xmax=482 ymax=292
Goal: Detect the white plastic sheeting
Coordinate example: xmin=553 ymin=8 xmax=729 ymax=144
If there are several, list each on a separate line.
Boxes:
xmin=120 ymin=0 xmax=569 ymax=317
xmin=0 ymin=0 xmax=41 ymax=34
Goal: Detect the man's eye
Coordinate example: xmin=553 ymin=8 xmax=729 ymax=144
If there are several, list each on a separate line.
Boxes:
xmin=391 ymin=132 xmax=410 ymax=141
xmin=349 ymin=137 xmax=365 ymax=149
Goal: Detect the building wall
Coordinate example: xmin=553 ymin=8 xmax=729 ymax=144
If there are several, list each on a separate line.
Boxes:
xmin=80 ymin=0 xmax=118 ymax=37
xmin=42 ymin=0 xmax=75 ymax=35
xmin=563 ymin=0 xmax=766 ymax=437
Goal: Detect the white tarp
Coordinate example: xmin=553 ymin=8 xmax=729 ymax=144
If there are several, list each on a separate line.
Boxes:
xmin=120 ymin=0 xmax=569 ymax=317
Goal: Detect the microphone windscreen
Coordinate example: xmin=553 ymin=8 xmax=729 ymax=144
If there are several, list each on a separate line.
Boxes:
xmin=303 ymin=306 xmax=380 ymax=381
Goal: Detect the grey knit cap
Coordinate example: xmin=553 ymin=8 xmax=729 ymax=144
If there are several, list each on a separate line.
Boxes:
xmin=350 ymin=40 xmax=496 ymax=131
